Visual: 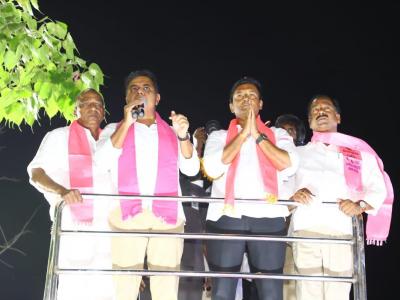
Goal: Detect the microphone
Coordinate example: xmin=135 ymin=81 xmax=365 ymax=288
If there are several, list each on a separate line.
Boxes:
xmin=131 ymin=97 xmax=146 ymax=119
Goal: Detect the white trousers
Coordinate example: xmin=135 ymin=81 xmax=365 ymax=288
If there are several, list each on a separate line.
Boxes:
xmin=57 ymin=199 xmax=115 ymax=300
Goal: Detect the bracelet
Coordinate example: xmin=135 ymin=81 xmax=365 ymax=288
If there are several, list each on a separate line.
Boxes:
xmin=177 ymin=132 xmax=190 ymax=141
xmin=256 ymin=133 xmax=268 ymax=144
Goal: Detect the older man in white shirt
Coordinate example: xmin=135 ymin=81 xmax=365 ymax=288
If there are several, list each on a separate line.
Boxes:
xmin=28 ymin=89 xmax=114 ymax=300
xmin=203 ymin=77 xmax=299 ymax=300
xmin=291 ymin=95 xmax=389 ymax=300
xmin=95 ymin=70 xmax=199 ymax=300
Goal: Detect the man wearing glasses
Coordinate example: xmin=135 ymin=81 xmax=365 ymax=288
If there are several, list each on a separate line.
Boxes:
xmin=95 ymin=70 xmax=199 ymax=300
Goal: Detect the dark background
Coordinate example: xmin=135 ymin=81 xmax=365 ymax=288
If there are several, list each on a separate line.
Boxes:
xmin=0 ymin=1 xmax=398 ymax=299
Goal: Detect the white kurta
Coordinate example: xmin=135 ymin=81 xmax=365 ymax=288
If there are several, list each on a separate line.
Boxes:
xmin=291 ymin=141 xmax=387 ymax=300
xmin=27 ymin=126 xmax=115 ymax=300
xmin=95 ymin=121 xmax=200 ymax=221
xmin=203 ymin=126 xmax=299 ymax=221
xmin=292 ymin=141 xmax=387 ymax=235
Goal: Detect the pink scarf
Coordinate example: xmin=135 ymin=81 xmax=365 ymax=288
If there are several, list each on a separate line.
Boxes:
xmin=68 ymin=121 xmax=95 ymax=223
xmin=118 ymin=113 xmax=179 ymax=224
xmin=311 ymin=131 xmax=394 ymax=245
xmin=225 ymin=116 xmax=278 ymax=208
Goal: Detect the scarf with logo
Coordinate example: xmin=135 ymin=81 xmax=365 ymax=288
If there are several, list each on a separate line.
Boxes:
xmin=311 ymin=131 xmax=394 ymax=245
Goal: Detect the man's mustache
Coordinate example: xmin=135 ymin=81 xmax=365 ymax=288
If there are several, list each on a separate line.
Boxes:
xmin=316 ymin=114 xmax=328 ymax=120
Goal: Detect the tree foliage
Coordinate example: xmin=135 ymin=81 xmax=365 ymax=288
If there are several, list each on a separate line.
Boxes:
xmin=0 ymin=0 xmax=104 ymax=127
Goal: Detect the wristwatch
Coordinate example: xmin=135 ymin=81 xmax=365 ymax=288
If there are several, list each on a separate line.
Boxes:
xmin=177 ymin=132 xmax=190 ymax=141
xmin=256 ymin=133 xmax=268 ymax=144
xmin=358 ymin=200 xmax=368 ymax=211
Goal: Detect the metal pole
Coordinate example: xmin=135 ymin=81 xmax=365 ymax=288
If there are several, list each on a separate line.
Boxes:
xmin=60 ymin=230 xmax=354 ymax=244
xmin=81 ymin=193 xmax=340 ymax=207
xmin=352 ymin=215 xmax=367 ymax=300
xmin=55 ymin=269 xmax=356 ymax=283
xmin=43 ymin=201 xmax=64 ymax=300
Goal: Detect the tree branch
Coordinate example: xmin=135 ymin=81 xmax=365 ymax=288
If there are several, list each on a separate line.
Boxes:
xmin=0 ymin=206 xmax=40 ymax=268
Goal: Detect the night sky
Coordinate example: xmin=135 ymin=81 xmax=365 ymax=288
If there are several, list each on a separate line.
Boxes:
xmin=0 ymin=1 xmax=399 ymax=299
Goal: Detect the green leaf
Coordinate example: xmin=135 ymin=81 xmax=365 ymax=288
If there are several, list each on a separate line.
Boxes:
xmin=15 ymin=87 xmax=33 ymax=100
xmin=74 ymin=57 xmax=87 ymax=68
xmin=88 ymin=63 xmax=103 ymax=77
xmin=80 ymin=71 xmax=93 ymax=87
xmin=38 ymin=82 xmax=52 ymax=99
xmin=0 ymin=41 xmax=6 ymax=65
xmin=42 ymin=31 xmax=54 ymax=49
xmin=0 ymin=0 xmax=104 ymax=127
xmin=5 ymin=102 xmax=25 ymax=126
xmin=0 ymin=70 xmax=11 ymax=87
xmin=30 ymin=0 xmax=39 ymax=11
xmin=46 ymin=21 xmax=67 ymax=39
xmin=9 ymin=34 xmax=24 ymax=52
xmin=17 ymin=0 xmax=34 ymax=16
xmin=58 ymin=94 xmax=75 ymax=122
xmin=62 ymin=33 xmax=77 ymax=58
xmin=6 ymin=22 xmax=25 ymax=35
xmin=37 ymin=46 xmax=50 ymax=64
xmin=0 ymin=3 xmax=16 ymax=18
xmin=0 ymin=88 xmax=15 ymax=109
xmin=21 ymin=11 xmax=37 ymax=30
xmin=25 ymin=112 xmax=36 ymax=126
xmin=4 ymin=49 xmax=18 ymax=70
xmin=44 ymin=96 xmax=59 ymax=118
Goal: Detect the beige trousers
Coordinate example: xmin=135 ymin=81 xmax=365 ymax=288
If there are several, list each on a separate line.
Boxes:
xmin=283 ymin=243 xmax=296 ymax=300
xmin=292 ymin=229 xmax=353 ymax=300
xmin=109 ymin=209 xmax=184 ymax=300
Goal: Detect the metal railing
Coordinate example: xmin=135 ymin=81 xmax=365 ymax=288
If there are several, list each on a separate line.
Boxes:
xmin=43 ymin=194 xmax=367 ymax=300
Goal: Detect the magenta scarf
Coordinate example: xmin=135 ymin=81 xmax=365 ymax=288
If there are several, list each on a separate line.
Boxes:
xmin=224 ymin=116 xmax=278 ymax=209
xmin=68 ymin=121 xmax=95 ymax=223
xmin=118 ymin=113 xmax=179 ymax=224
xmin=311 ymin=131 xmax=394 ymax=245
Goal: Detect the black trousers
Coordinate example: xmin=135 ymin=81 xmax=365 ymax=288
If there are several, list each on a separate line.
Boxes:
xmin=206 ymin=216 xmax=287 ymax=300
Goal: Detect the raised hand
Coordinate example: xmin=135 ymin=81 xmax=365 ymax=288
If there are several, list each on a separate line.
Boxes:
xmin=249 ymin=107 xmax=260 ymax=139
xmin=170 ymin=110 xmax=189 ymax=139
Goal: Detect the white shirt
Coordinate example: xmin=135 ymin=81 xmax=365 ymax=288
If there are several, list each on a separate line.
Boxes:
xmin=95 ymin=121 xmax=200 ymax=221
xmin=27 ymin=126 xmax=113 ymax=222
xmin=203 ymin=126 xmax=299 ymax=221
xmin=292 ymin=141 xmax=387 ymax=235
xmin=27 ymin=126 xmax=116 ymax=299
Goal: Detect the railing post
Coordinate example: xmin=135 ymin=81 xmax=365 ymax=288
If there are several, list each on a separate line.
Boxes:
xmin=352 ymin=214 xmax=367 ymax=300
xmin=42 ymin=202 xmax=64 ymax=300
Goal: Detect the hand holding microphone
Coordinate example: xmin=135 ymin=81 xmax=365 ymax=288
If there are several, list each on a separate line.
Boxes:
xmin=131 ymin=103 xmax=145 ymax=120
xmin=131 ymin=96 xmax=147 ymax=120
